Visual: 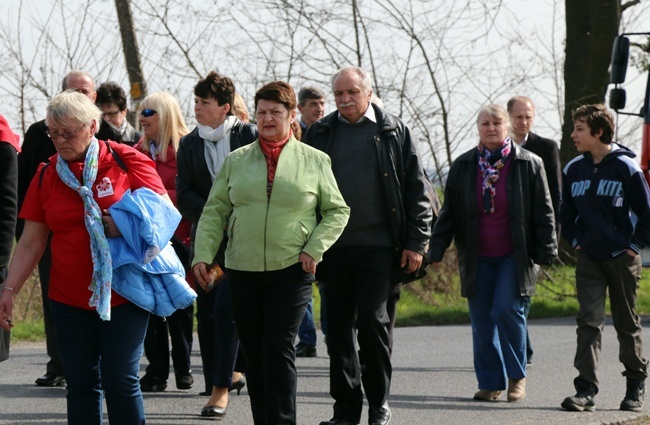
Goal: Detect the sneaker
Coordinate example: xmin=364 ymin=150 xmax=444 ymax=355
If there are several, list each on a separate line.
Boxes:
xmin=175 ymin=372 xmax=194 ymax=390
xmin=140 ymin=374 xmax=167 ymax=392
xmin=561 ymin=389 xmax=596 ymax=412
xmin=620 ymin=378 xmax=645 ymax=412
xmin=295 ymin=342 xmax=317 ymax=358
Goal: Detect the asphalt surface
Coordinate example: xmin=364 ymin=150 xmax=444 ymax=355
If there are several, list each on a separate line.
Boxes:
xmin=2 ymin=316 xmax=650 ymax=424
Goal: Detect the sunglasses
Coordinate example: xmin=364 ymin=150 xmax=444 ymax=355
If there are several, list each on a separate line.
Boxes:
xmin=46 ymin=124 xmax=86 ymax=141
xmin=141 ymin=109 xmax=157 ymax=117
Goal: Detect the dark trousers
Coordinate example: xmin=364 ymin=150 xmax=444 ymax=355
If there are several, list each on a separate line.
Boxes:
xmin=574 ymin=251 xmax=648 ymax=388
xmin=39 ymin=243 xmax=64 ymax=376
xmin=143 ymin=303 xmax=193 ymax=379
xmin=196 ymin=277 xmax=244 ymax=392
xmin=229 ymin=263 xmax=312 ymax=425
xmin=51 ymin=301 xmax=149 ymax=425
xmin=321 ymin=247 xmax=393 ymax=423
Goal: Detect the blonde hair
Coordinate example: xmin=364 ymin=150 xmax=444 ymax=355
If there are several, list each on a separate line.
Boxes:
xmin=476 ymin=104 xmax=512 ymax=132
xmin=232 ymin=93 xmax=249 ymax=122
xmin=46 ymin=90 xmax=102 ymax=134
xmin=140 ymin=92 xmax=189 ymax=162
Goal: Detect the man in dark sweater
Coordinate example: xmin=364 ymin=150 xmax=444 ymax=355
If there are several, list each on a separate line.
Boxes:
xmin=304 ymin=67 xmax=432 ymax=425
xmin=16 ymin=70 xmax=122 ymax=387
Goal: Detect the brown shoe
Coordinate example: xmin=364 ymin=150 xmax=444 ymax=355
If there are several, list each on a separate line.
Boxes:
xmin=507 ymin=378 xmax=526 ymax=402
xmin=474 ymin=389 xmax=502 ymax=401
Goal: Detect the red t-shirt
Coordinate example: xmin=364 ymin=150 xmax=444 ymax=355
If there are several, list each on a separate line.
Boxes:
xmin=19 ymin=141 xmax=167 ymax=309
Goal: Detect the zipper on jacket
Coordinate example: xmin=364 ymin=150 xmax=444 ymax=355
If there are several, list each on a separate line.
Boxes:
xmin=263 ymin=196 xmax=271 ymax=271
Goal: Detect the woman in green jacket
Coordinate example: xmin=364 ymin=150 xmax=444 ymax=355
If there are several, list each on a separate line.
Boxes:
xmin=192 ymin=81 xmax=349 ymax=425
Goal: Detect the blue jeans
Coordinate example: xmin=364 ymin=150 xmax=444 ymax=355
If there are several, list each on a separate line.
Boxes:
xmin=51 ymin=301 xmax=149 ymax=425
xmin=298 ymin=297 xmax=317 ymax=345
xmin=468 ymin=254 xmax=526 ymax=391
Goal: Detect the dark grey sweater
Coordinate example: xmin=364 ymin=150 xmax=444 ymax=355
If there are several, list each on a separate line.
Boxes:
xmin=328 ymin=118 xmax=392 ymax=248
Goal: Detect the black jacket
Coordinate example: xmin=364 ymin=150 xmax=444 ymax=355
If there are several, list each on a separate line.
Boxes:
xmin=523 ymin=132 xmax=561 ymax=225
xmin=429 ymin=142 xmax=557 ymax=298
xmin=176 ymin=121 xmax=258 ymax=224
xmin=0 ymin=141 xmax=18 ymax=271
xmin=303 ymin=104 xmax=432 ymax=280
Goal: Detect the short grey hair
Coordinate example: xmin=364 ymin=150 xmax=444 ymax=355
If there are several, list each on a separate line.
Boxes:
xmin=476 ymin=104 xmax=511 ymax=130
xmin=330 ymin=66 xmax=373 ymax=94
xmin=46 ymin=90 xmax=102 ymax=134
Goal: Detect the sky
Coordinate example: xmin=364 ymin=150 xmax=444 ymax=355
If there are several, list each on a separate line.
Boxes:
xmin=1 ymin=0 xmax=649 ymax=159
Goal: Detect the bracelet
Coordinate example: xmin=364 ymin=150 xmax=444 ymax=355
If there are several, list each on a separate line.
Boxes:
xmin=1 ymin=287 xmax=17 ymax=296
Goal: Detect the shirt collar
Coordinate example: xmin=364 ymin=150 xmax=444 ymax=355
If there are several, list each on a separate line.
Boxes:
xmin=337 ymin=103 xmax=376 ymax=124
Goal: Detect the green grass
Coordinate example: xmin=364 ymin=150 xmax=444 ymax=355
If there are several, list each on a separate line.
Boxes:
xmin=9 ymin=262 xmax=650 ymax=341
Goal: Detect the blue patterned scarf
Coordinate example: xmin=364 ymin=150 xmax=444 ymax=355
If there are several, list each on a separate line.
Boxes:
xmin=477 ymin=137 xmax=512 ymax=214
xmin=56 ymin=137 xmax=113 ymax=320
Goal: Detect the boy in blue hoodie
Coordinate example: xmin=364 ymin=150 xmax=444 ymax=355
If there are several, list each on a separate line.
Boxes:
xmin=560 ymin=104 xmax=650 ymax=413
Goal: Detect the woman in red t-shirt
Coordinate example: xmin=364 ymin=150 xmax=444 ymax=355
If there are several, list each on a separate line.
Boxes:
xmin=0 ymin=91 xmax=168 ymax=424
xmin=134 ymin=91 xmax=196 ymax=393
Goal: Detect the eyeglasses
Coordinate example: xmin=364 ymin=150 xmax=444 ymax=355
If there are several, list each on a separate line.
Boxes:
xmin=141 ymin=109 xmax=157 ymax=117
xmin=102 ymin=110 xmax=122 ymax=118
xmin=46 ymin=124 xmax=86 ymax=141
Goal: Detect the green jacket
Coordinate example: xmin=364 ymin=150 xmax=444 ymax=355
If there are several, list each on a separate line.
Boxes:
xmin=192 ymin=136 xmax=350 ymax=272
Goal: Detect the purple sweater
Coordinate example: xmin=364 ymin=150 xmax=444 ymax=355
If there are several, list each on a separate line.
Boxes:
xmin=476 ymin=157 xmax=513 ymax=257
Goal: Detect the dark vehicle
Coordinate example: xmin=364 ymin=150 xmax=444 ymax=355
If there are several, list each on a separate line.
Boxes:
xmin=609 ymin=33 xmax=650 ymax=184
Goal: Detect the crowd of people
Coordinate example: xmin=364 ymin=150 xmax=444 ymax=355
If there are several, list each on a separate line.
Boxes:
xmin=0 ymin=65 xmax=649 ymax=425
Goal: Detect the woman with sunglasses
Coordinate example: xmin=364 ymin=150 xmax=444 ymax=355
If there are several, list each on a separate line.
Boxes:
xmin=0 ymin=90 xmax=169 ymax=424
xmin=134 ymin=92 xmax=196 ymax=392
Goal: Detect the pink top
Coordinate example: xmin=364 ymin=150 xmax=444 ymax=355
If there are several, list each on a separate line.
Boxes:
xmin=476 ymin=157 xmax=513 ymax=257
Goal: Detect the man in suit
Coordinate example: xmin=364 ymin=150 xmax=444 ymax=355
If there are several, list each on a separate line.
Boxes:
xmin=304 ymin=66 xmax=432 ymax=425
xmin=16 ymin=70 xmax=122 ymax=387
xmin=507 ymin=95 xmax=562 ymax=365
xmin=294 ymin=86 xmax=327 ymax=358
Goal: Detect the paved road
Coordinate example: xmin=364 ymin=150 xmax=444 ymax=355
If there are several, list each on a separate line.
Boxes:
xmin=2 ymin=316 xmax=650 ymax=424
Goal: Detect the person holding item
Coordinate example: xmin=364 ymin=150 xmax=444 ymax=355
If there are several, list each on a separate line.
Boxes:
xmin=429 ymin=104 xmax=556 ymax=403
xmin=192 ymin=81 xmax=349 ymax=424
xmin=176 ymin=72 xmax=257 ymax=417
xmin=0 ymin=90 xmax=169 ymax=424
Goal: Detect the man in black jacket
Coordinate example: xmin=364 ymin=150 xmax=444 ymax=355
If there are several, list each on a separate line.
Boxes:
xmin=507 ymin=96 xmax=562 ymax=366
xmin=16 ymin=70 xmax=122 ymax=387
xmin=304 ymin=66 xmax=432 ymax=425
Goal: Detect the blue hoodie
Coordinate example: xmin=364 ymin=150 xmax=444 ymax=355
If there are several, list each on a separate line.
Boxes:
xmin=560 ymin=143 xmax=650 ymax=260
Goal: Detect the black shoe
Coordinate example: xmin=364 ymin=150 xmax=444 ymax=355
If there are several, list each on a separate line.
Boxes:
xmin=229 ymin=375 xmax=246 ymax=395
xmin=319 ymin=419 xmax=358 ymax=425
xmin=295 ymin=342 xmax=317 ymax=358
xmin=368 ymin=403 xmax=391 ymax=425
xmin=139 ymin=374 xmax=167 ymax=392
xmin=201 ymin=404 xmax=227 ymax=417
xmin=175 ymin=372 xmax=194 ymax=390
xmin=561 ymin=388 xmax=597 ymax=412
xmin=35 ymin=373 xmax=66 ymax=387
xmin=620 ymin=378 xmax=646 ymax=412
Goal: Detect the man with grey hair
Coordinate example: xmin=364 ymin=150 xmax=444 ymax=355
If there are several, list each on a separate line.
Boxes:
xmin=303 ymin=66 xmax=432 ymax=425
xmin=16 ymin=70 xmax=121 ymax=387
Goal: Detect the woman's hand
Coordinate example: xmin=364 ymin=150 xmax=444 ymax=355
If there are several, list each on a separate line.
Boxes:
xmin=192 ymin=262 xmax=211 ymax=289
xmin=299 ymin=252 xmax=317 ymax=274
xmin=101 ymin=210 xmax=121 ymax=238
xmin=0 ymin=290 xmax=15 ymax=331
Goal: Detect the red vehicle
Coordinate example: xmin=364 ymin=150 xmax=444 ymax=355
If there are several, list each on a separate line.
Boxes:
xmin=609 ymin=33 xmax=650 ymax=185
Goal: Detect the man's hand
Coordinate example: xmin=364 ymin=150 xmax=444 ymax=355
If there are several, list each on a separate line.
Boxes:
xmin=401 ymin=249 xmax=423 ymax=273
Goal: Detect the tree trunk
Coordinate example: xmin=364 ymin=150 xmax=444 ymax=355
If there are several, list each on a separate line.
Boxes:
xmin=561 ymin=0 xmax=621 ymax=166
